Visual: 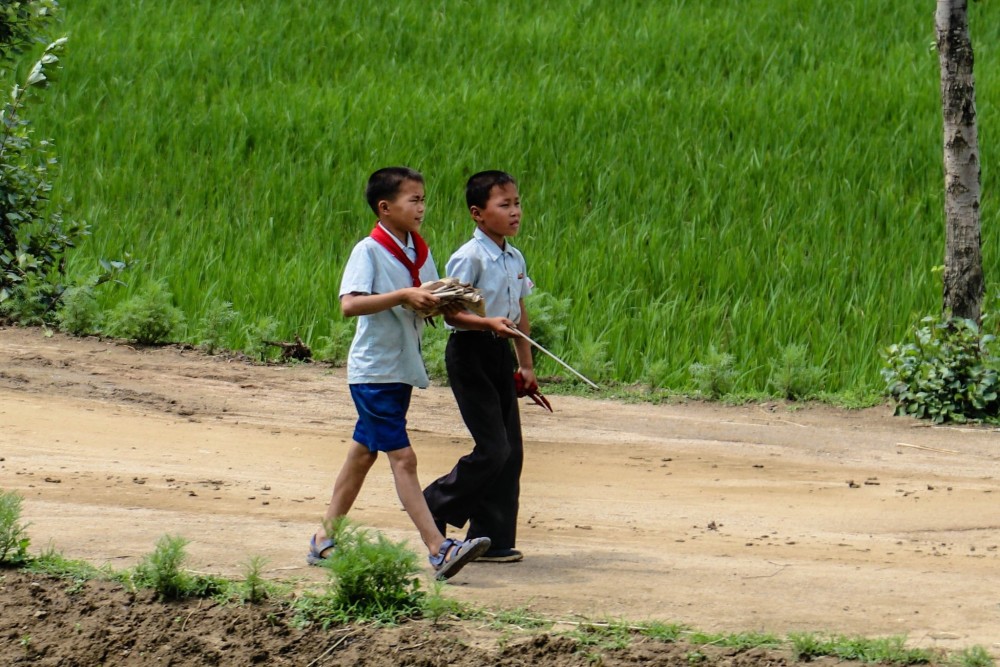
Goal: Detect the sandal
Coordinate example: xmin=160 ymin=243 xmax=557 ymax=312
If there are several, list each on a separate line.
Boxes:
xmin=306 ymin=534 xmax=336 ymax=566
xmin=430 ymin=536 xmax=491 ymax=580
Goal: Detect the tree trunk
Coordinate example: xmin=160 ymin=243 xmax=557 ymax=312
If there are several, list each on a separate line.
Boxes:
xmin=936 ymin=0 xmax=983 ymax=321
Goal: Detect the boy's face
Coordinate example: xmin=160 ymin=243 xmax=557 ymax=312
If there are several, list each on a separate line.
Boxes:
xmin=471 ymin=182 xmax=521 ymax=246
xmin=377 ymin=178 xmax=425 ymax=239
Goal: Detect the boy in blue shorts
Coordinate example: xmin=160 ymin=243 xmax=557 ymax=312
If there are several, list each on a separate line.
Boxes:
xmin=308 ymin=166 xmax=490 ymax=580
xmin=423 ymin=170 xmax=535 ymax=564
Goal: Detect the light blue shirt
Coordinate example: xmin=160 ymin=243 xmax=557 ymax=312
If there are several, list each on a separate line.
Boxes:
xmin=445 ymin=227 xmax=533 ymax=329
xmin=339 ymin=223 xmax=440 ymax=388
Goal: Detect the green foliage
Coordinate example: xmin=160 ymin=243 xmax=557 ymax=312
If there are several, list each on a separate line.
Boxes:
xmin=882 ymin=314 xmax=1000 ymax=424
xmin=55 ymin=282 xmax=100 ymax=334
xmin=312 ymin=318 xmax=354 ymax=364
xmin=23 ymin=547 xmax=111 ymax=583
xmin=954 ymin=646 xmax=995 ymax=667
xmin=195 ymin=298 xmax=238 ymax=354
xmin=422 ymin=323 xmax=449 ymax=383
xmin=689 ymin=346 xmax=737 ymax=399
xmin=567 ymin=621 xmax=633 ymax=651
xmin=570 ymin=333 xmax=613 ymax=385
xmin=0 ymin=12 xmax=86 ymax=316
xmin=789 ymin=633 xmax=935 ymax=665
xmin=239 ymin=555 xmax=271 ymax=604
xmin=131 ymin=534 xmax=191 ymax=600
xmin=0 ymin=489 xmax=31 ymax=565
xmin=105 ymin=280 xmax=185 ymax=344
xmin=131 ymin=534 xmax=228 ymax=601
xmin=420 ymin=580 xmax=465 ymax=625
xmin=524 ymin=291 xmax=571 ymax=376
xmin=26 ymin=1 xmax=1000 ymax=395
xmin=643 ymin=358 xmax=675 ymax=391
xmin=243 ymin=314 xmax=280 ymax=361
xmin=294 ymin=518 xmax=425 ymax=626
xmin=640 ymin=621 xmax=685 ymax=642
xmin=769 ymin=343 xmax=825 ymax=400
xmin=687 ymin=630 xmax=782 ymax=649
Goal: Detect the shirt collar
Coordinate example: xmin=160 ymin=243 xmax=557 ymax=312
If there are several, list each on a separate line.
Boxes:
xmin=473 ymin=227 xmax=510 ymax=260
xmin=377 ymin=221 xmax=415 ymax=251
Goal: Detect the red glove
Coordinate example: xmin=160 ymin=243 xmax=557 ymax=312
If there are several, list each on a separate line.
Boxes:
xmin=514 ymin=371 xmax=552 ymax=412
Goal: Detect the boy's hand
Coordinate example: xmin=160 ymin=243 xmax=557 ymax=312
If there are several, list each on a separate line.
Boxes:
xmin=489 ymin=317 xmax=518 ymax=337
xmin=400 ymin=287 xmax=440 ymax=311
xmin=514 ymin=368 xmax=551 ymax=411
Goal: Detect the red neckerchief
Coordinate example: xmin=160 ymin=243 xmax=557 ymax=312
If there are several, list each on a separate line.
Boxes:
xmin=369 ymin=223 xmax=428 ymax=287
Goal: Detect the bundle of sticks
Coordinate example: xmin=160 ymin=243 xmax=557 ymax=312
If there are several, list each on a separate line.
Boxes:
xmin=406 ymin=277 xmax=486 ymax=319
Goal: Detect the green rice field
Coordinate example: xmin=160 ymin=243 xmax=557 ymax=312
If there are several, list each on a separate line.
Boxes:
xmin=28 ymin=0 xmax=1000 ymax=395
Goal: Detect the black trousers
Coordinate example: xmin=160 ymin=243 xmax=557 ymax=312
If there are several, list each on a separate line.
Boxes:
xmin=423 ymin=331 xmax=523 ymax=549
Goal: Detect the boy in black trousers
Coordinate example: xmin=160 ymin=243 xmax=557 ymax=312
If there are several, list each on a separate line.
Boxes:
xmin=423 ymin=170 xmax=535 ymax=563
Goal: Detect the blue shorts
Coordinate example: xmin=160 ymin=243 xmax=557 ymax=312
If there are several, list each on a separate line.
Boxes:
xmin=349 ymin=383 xmax=412 ymax=452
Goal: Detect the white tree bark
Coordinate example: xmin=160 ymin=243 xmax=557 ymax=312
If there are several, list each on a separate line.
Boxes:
xmin=936 ymin=0 xmax=983 ymax=321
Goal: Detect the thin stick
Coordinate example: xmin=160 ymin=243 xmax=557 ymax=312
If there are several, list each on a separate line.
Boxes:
xmin=507 ymin=327 xmax=600 ymax=389
xmin=896 ymin=442 xmax=959 ymax=454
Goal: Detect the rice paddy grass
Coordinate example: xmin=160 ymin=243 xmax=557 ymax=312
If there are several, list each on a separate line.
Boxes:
xmin=29 ymin=0 xmax=1000 ymax=395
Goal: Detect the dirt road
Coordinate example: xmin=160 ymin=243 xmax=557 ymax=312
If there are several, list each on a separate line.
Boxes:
xmin=1 ymin=325 xmax=998 ymax=654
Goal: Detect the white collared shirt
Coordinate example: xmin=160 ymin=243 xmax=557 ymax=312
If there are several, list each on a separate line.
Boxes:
xmin=339 ymin=223 xmax=439 ymax=388
xmin=445 ymin=227 xmax=533 ymax=328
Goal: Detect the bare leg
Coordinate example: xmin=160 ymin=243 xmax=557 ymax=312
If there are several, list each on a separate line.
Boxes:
xmin=386 ymin=446 xmax=445 ymax=556
xmin=314 ymin=441 xmax=377 ymax=550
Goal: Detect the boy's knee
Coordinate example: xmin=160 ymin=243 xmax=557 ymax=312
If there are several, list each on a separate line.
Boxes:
xmin=387 ymin=446 xmax=418 ymax=473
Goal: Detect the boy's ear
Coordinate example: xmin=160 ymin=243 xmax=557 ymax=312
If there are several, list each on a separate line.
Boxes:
xmin=469 ymin=205 xmax=483 ymax=222
xmin=378 ymin=199 xmax=391 ymax=215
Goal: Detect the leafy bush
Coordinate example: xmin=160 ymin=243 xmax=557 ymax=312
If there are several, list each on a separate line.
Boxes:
xmin=0 ymin=27 xmax=84 ymax=317
xmin=689 ymin=346 xmax=737 ymax=398
xmin=523 ymin=291 xmax=571 ymax=375
xmin=570 ymin=333 xmax=613 ymax=385
xmin=195 ymin=298 xmax=238 ymax=354
xmin=769 ymin=343 xmax=825 ymax=400
xmin=131 ymin=534 xmax=228 ymax=601
xmin=55 ymin=283 xmax=101 ymax=335
xmin=313 ymin=318 xmax=355 ymax=365
xmin=0 ymin=489 xmax=31 ymax=565
xmin=243 ymin=314 xmax=280 ymax=361
xmin=882 ymin=314 xmax=1000 ymax=424
xmin=295 ymin=518 xmax=424 ymax=625
xmin=422 ymin=323 xmax=449 ymax=383
xmin=239 ymin=555 xmax=273 ymax=604
xmin=105 ymin=280 xmax=185 ymax=344
xmin=644 ymin=358 xmax=675 ymax=391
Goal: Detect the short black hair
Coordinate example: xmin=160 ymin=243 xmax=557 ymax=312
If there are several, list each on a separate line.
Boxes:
xmin=465 ymin=170 xmax=517 ymax=210
xmin=365 ymin=166 xmax=424 ymax=216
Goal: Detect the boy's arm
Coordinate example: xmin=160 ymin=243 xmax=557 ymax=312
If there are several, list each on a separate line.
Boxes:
xmin=443 ymin=310 xmax=517 ymax=335
xmin=341 ymin=288 xmax=440 ymax=317
xmin=512 ymin=299 xmax=536 ymax=386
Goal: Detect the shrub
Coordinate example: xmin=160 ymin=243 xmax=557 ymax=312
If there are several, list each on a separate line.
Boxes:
xmin=239 ymin=555 xmax=272 ymax=604
xmin=0 ymin=489 xmax=31 ymax=565
xmin=243 ymin=315 xmax=280 ymax=361
xmin=524 ymin=291 xmax=571 ymax=375
xmin=689 ymin=346 xmax=737 ymax=398
xmin=131 ymin=534 xmax=192 ymax=600
xmin=313 ymin=318 xmax=355 ymax=365
xmin=105 ymin=280 xmax=185 ymax=344
xmin=769 ymin=343 xmax=825 ymax=400
xmin=55 ymin=283 xmax=101 ymax=335
xmin=295 ymin=518 xmax=425 ymax=625
xmin=882 ymin=314 xmax=1000 ymax=424
xmin=570 ymin=333 xmax=613 ymax=385
xmin=0 ymin=27 xmax=83 ymax=316
xmin=195 ymin=298 xmax=238 ymax=354
xmin=130 ymin=534 xmax=228 ymax=601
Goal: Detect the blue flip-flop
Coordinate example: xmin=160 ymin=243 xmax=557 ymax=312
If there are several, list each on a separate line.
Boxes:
xmin=307 ymin=534 xmax=335 ymax=566
xmin=430 ymin=536 xmax=491 ymax=580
